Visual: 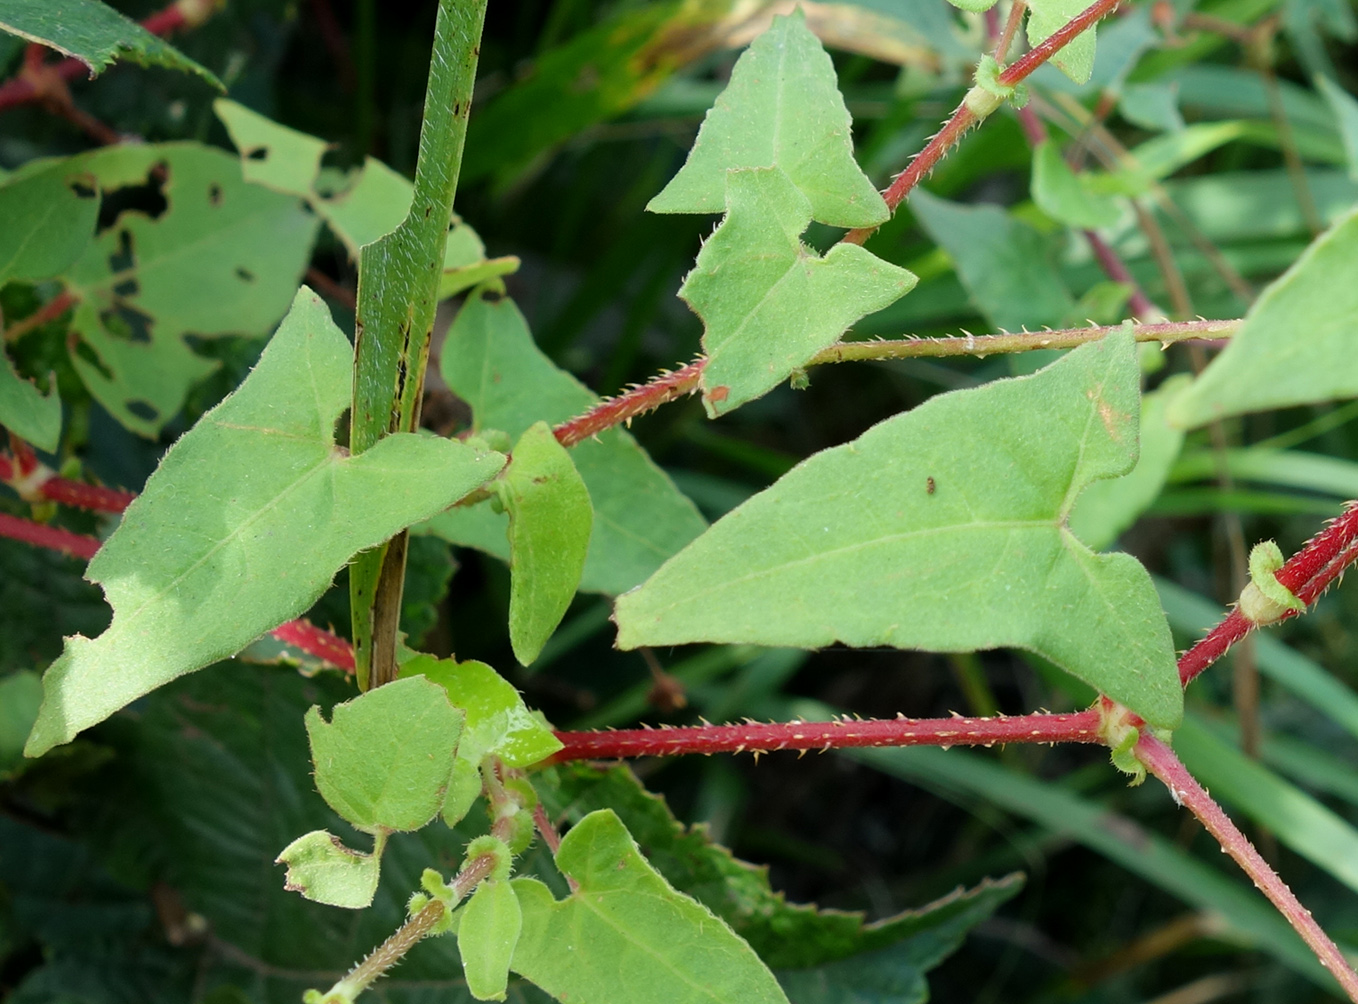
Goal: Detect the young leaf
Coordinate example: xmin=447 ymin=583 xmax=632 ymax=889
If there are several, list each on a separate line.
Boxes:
xmin=459 ymin=878 xmax=522 ymax=1001
xmin=58 ymin=143 xmax=321 ymax=436
xmin=428 ymin=289 xmax=706 ymax=596
xmin=401 ymin=656 xmax=562 ymax=768
xmin=510 ymin=809 xmax=789 ymax=1004
xmin=0 ymin=0 xmax=222 ymax=87
xmin=0 ymin=352 xmax=61 ymax=454
xmin=910 ymin=188 xmax=1074 ymax=331
xmin=1169 ymin=205 xmax=1358 ymax=427
xmin=497 ymin=422 xmax=593 ymax=665
xmin=1031 ymin=140 xmax=1121 ymax=229
xmin=0 ymin=163 xmax=98 ymax=286
xmin=647 ymin=9 xmax=888 ymax=228
xmin=23 ymin=288 xmax=504 ymax=757
xmin=683 ymin=167 xmax=915 ymax=417
xmin=1026 ymin=0 xmax=1098 ymax=84
xmin=615 ymin=330 xmax=1183 ymax=729
xmin=305 ymin=675 xmax=462 ymax=833
xmin=276 ymin=830 xmax=383 ymax=909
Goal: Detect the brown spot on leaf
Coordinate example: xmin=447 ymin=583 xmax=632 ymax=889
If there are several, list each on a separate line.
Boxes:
xmin=707 ymin=385 xmax=730 ymax=404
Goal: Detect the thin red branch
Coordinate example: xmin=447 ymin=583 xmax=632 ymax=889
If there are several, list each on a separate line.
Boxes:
xmin=3 ymin=291 xmax=79 ymax=343
xmin=1138 ymin=733 xmax=1358 ymax=1001
xmin=0 ymin=454 xmax=135 ymax=513
xmin=553 ymin=360 xmax=704 ymax=448
xmin=999 ymin=0 xmax=1122 ymax=86
xmin=550 ymin=708 xmax=1102 ymax=761
xmin=269 ymin=618 xmax=356 ymax=672
xmin=1086 ymin=231 xmax=1158 ymax=318
xmin=0 ymin=512 xmax=100 ymax=560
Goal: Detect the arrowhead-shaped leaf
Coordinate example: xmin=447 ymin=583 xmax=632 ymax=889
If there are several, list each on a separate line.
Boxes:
xmin=1026 ymin=0 xmax=1098 ymax=84
xmin=24 ymin=288 xmax=505 ymax=756
xmin=614 ymin=331 xmax=1182 ymax=728
xmin=1169 ymin=205 xmax=1358 ymax=428
xmin=276 ymin=829 xmax=382 ymax=909
xmin=306 ymin=675 xmax=463 ymax=833
xmin=510 ymin=809 xmax=789 ymax=1004
xmin=683 ymin=167 xmax=916 ymax=417
xmin=498 ymin=422 xmax=593 ymax=665
xmin=428 ymin=289 xmax=707 ymax=596
xmin=647 ymin=10 xmax=888 ymax=228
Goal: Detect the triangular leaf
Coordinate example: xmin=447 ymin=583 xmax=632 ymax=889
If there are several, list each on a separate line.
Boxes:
xmin=510 ymin=809 xmax=789 ymax=1004
xmin=24 ymin=288 xmax=505 ymax=756
xmin=498 ymin=422 xmax=593 ymax=665
xmin=647 ymin=10 xmax=888 ymax=228
xmin=614 ymin=331 xmax=1182 ymax=728
xmin=1026 ymin=0 xmax=1098 ymax=84
xmin=213 ymin=98 xmax=330 ymax=198
xmin=428 ymin=290 xmax=706 ymax=596
xmin=683 ymin=167 xmax=916 ymax=417
xmin=0 ymin=351 xmax=61 ymax=453
xmin=1169 ymin=205 xmax=1358 ymax=427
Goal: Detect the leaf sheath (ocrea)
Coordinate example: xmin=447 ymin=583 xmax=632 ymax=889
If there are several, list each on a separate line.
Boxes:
xmin=614 ymin=330 xmax=1182 ymax=729
xmin=24 ymin=287 xmax=504 ymax=757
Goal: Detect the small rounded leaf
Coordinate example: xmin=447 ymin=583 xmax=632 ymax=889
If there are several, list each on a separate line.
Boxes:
xmin=459 ymin=879 xmax=522 ymax=1001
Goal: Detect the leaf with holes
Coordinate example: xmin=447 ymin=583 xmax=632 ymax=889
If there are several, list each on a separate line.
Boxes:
xmin=682 ymin=167 xmax=915 ymax=417
xmin=648 ymin=10 xmax=887 ymax=228
xmin=615 ymin=331 xmax=1182 ymax=729
xmin=23 ymin=289 xmax=504 ymax=757
xmin=0 ymin=0 xmax=221 ymax=86
xmin=510 ymin=810 xmax=789 ymax=1004
xmin=48 ymin=142 xmax=321 ymax=437
xmin=426 ymin=289 xmax=707 ymax=597
xmin=1170 ymin=206 xmax=1358 ymax=427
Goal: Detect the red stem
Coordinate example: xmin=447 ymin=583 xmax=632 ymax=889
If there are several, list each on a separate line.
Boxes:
xmin=550 ymin=708 xmax=1101 ymax=761
xmin=1138 ymin=732 xmax=1358 ymax=1001
xmin=553 ymin=360 xmax=704 ymax=448
xmin=0 ymin=512 xmax=100 ymax=560
xmin=999 ymin=0 xmax=1122 ymax=87
xmin=0 ymin=454 xmax=136 ymax=513
xmin=1086 ymin=230 xmax=1158 ymax=318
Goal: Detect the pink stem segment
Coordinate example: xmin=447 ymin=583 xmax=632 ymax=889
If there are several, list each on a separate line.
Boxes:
xmin=551 ymin=708 xmax=1102 ymax=761
xmin=0 ymin=454 xmax=136 ymax=514
xmin=1137 ymin=732 xmax=1358 ymax=1001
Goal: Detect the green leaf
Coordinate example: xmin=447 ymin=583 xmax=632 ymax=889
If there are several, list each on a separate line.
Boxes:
xmin=460 ymin=879 xmax=523 ymax=1001
xmin=0 ymin=0 xmax=222 ymax=87
xmin=539 ymin=762 xmax=1021 ymax=975
xmin=306 ymin=675 xmax=462 ymax=833
xmin=615 ymin=331 xmax=1183 ymax=729
xmin=23 ymin=288 xmax=504 ymax=757
xmin=1026 ymin=0 xmax=1098 ymax=84
xmin=1317 ymin=75 xmax=1358 ymax=181
xmin=1069 ymin=374 xmax=1188 ymax=550
xmin=1031 ymin=139 xmax=1121 ymax=229
xmin=0 ymin=350 xmax=60 ymax=453
xmin=57 ymin=143 xmax=320 ymax=436
xmin=510 ymin=809 xmax=789 ymax=1004
xmin=213 ymin=98 xmax=330 ymax=198
xmin=647 ymin=10 xmax=888 ymax=228
xmin=0 ymin=162 xmax=98 ymax=285
xmin=428 ymin=289 xmax=706 ymax=597
xmin=0 ymin=671 xmax=42 ymax=778
xmin=683 ymin=168 xmax=915 ymax=417
xmin=1118 ymin=82 xmax=1185 ymax=133
xmin=276 ymin=829 xmax=383 ymax=909
xmin=495 ymin=422 xmax=594 ymax=665
xmin=401 ymin=656 xmax=562 ymax=769
xmin=1169 ymin=205 xmax=1358 ymax=427
xmin=909 ymin=188 xmax=1074 ymax=330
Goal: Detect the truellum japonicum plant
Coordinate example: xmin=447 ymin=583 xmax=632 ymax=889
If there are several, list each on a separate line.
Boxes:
xmin=6 ymin=0 xmax=1358 ymax=1001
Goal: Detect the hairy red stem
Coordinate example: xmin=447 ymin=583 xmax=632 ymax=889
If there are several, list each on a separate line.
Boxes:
xmin=0 ymin=512 xmax=100 ymax=560
xmin=0 ymin=454 xmax=135 ymax=513
xmin=550 ymin=708 xmax=1101 ymax=761
xmin=554 ymin=360 xmax=704 ymax=448
xmin=1138 ymin=733 xmax=1358 ymax=1001
xmin=1086 ymin=231 xmax=1158 ymax=318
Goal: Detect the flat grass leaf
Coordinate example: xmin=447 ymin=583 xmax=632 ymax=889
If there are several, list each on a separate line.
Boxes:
xmin=615 ymin=331 xmax=1183 ymax=729
xmin=306 ymin=675 xmax=462 ymax=833
xmin=1069 ymin=374 xmax=1189 ymax=550
xmin=23 ymin=289 xmax=505 ymax=757
xmin=0 ymin=0 xmax=221 ymax=87
xmin=910 ymin=188 xmax=1073 ymax=330
xmin=0 ymin=162 xmax=98 ymax=285
xmin=0 ymin=351 xmax=61 ymax=452
xmin=648 ymin=10 xmax=888 ymax=228
xmin=428 ymin=290 xmax=706 ymax=596
xmin=684 ymin=168 xmax=916 ymax=417
xmin=1026 ymin=0 xmax=1097 ymax=84
xmin=59 ymin=143 xmax=320 ymax=436
xmin=213 ymin=98 xmax=329 ymax=198
xmin=499 ymin=422 xmax=593 ymax=665
xmin=401 ymin=656 xmax=562 ymax=768
xmin=460 ymin=879 xmax=522 ymax=1001
xmin=510 ymin=809 xmax=789 ymax=1004
xmin=1169 ymin=205 xmax=1358 ymax=427
xmin=1031 ymin=139 xmax=1121 ymax=229
xmin=276 ymin=829 xmax=382 ymax=908
xmin=540 ymin=762 xmax=1022 ymax=973
xmin=1317 ymin=75 xmax=1358 ymax=180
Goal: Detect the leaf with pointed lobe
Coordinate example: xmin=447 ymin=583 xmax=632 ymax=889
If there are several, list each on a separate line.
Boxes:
xmin=276 ymin=829 xmax=382 ymax=909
